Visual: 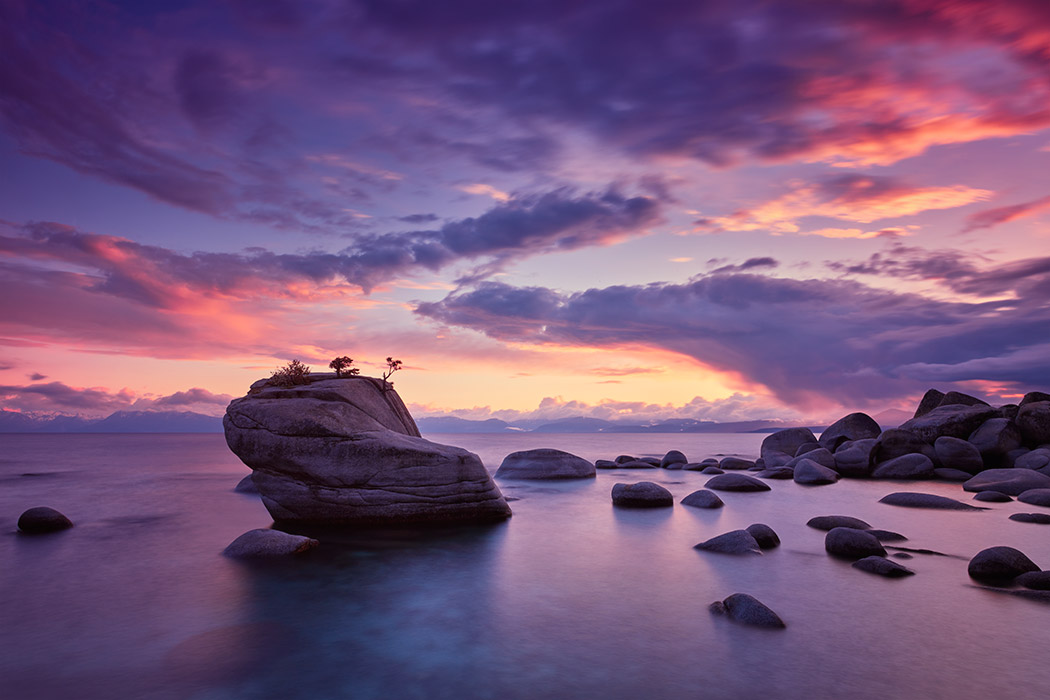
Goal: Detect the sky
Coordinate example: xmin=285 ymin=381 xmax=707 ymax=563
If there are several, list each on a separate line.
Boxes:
xmin=2 ymin=0 xmax=1049 ymax=425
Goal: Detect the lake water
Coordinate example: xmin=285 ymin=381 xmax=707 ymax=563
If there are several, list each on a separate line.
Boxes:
xmin=2 ymin=432 xmax=1049 ymax=699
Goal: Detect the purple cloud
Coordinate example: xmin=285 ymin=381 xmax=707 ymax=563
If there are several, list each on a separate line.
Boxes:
xmin=963 ymin=195 xmax=1050 ymax=232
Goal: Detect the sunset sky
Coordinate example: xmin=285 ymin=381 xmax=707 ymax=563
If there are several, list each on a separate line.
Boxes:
xmin=2 ymin=0 xmax=1049 ymax=424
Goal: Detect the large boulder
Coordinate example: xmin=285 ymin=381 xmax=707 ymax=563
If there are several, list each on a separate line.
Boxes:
xmin=709 ymin=593 xmax=785 ymax=629
xmin=222 ymin=529 xmax=319 ymax=558
xmin=17 ymin=506 xmax=73 ymax=534
xmin=793 ymin=459 xmax=840 ymax=485
xmin=496 ymin=448 xmax=595 ymax=480
xmin=818 ymin=413 xmax=881 ymax=452
xmin=898 ymin=404 xmax=1000 ymax=444
xmin=825 ymin=527 xmax=886 ymax=559
xmin=223 ymin=376 xmax=511 ymax=525
xmin=963 ymin=469 xmax=1050 ymax=496
xmin=871 ymin=453 xmax=935 ymax=480
xmin=611 ymin=481 xmax=673 ymax=508
xmin=833 ymin=438 xmax=878 ymax=478
xmin=1016 ymin=401 xmax=1050 ymax=447
xmin=938 ymin=391 xmax=989 ymax=409
xmin=933 ymin=436 xmax=985 ymax=475
xmin=787 ymin=447 xmax=835 ymax=469
xmin=1015 ymin=448 xmax=1050 ymax=471
xmin=761 ymin=427 xmax=818 ymax=468
xmin=870 ymin=429 xmax=936 ymax=467
xmin=913 ymin=389 xmax=945 ymax=418
xmin=967 ymin=546 xmax=1040 ymax=583
xmin=968 ymin=418 xmax=1022 ymax=469
xmin=695 ymin=530 xmax=762 ymax=555
xmin=1017 ymin=489 xmax=1050 ymax=508
xmin=1020 ymin=392 xmax=1050 ymax=407
xmin=660 ymin=450 xmax=688 ymax=468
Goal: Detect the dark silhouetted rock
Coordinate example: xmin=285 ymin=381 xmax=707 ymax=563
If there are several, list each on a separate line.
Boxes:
xmin=234 ymin=474 xmax=259 ymax=494
xmin=934 ymin=468 xmax=973 ymax=481
xmin=807 ymin=515 xmax=871 ymax=531
xmin=1016 ymin=401 xmax=1050 ymax=447
xmin=710 ymin=593 xmax=785 ymax=629
xmin=615 ymin=455 xmax=636 ymax=464
xmin=614 ymin=460 xmax=658 ymax=469
xmin=968 ymin=418 xmax=1022 ymax=468
xmin=222 ymin=529 xmax=319 ymax=558
xmin=898 ymin=404 xmax=999 ymax=443
xmin=719 ymin=457 xmax=755 ymax=470
xmin=660 ymin=450 xmax=688 ymax=468
xmin=1004 ymin=447 xmax=1029 ymax=468
xmin=1000 ymin=404 xmax=1019 ymax=420
xmin=757 ymin=467 xmax=794 ymax=479
xmin=913 ymin=389 xmax=945 ymax=418
xmin=818 ymin=412 xmax=882 ymax=452
xmin=761 ymin=427 xmax=818 ymax=468
xmin=833 ymin=438 xmax=877 ymax=478
xmin=871 ymin=428 xmax=936 ymax=466
xmin=793 ymin=459 xmax=840 ymax=485
xmin=705 ymin=473 xmax=771 ymax=492
xmin=974 ymin=490 xmax=1012 ymax=502
xmin=878 ymin=492 xmax=986 ymax=510
xmin=1018 ymin=488 xmax=1050 ymax=507
xmin=1010 ymin=513 xmax=1050 ymax=524
xmin=695 ymin=529 xmax=762 ymax=555
xmin=224 ymin=377 xmax=510 ymax=525
xmin=746 ymin=523 xmax=780 ymax=549
xmin=934 ymin=436 xmax=984 ymax=474
xmin=1014 ymin=448 xmax=1050 ymax=470
xmin=787 ymin=447 xmax=835 ymax=469
xmin=852 ymin=556 xmax=915 ymax=577
xmin=938 ymin=391 xmax=988 ymax=409
xmin=496 ymin=448 xmax=596 ymax=480
xmin=595 ymin=459 xmax=619 ymax=469
xmin=1020 ymin=392 xmax=1050 ymax=407
xmin=681 ymin=489 xmax=724 ymax=509
xmin=1016 ymin=571 xmax=1050 ymax=590
xmin=963 ymin=469 xmax=1050 ymax=496
xmin=825 ymin=527 xmax=886 ymax=559
xmin=681 ymin=462 xmax=708 ymax=471
xmin=868 ymin=529 xmax=907 ymax=542
xmin=872 ymin=453 xmax=935 ymax=480
xmin=794 ymin=442 xmax=822 ymax=458
xmin=968 ymin=546 xmax=1040 ymax=583
xmin=611 ymin=481 xmax=673 ymax=508
xmin=701 ymin=466 xmax=724 ymax=475
xmin=17 ymin=506 xmax=73 ymax=534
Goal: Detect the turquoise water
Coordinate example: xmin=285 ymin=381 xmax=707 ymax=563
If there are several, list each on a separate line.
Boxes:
xmin=2 ymin=433 xmax=1049 ymax=699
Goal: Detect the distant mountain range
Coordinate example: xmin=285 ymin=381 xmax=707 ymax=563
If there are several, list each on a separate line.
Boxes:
xmin=0 ymin=410 xmax=224 ymax=433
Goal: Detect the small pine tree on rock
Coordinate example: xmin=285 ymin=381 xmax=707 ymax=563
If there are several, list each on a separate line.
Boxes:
xmin=329 ymin=356 xmax=360 ymax=377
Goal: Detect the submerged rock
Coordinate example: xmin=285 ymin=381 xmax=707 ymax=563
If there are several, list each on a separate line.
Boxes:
xmin=17 ymin=506 xmax=73 ymax=534
xmin=878 ymin=492 xmax=986 ymax=511
xmin=710 ymin=593 xmax=785 ymax=629
xmin=963 ymin=469 xmax=1050 ymax=496
xmin=223 ymin=376 xmax=511 ymax=525
xmin=852 ymin=556 xmax=915 ymax=577
xmin=1017 ymin=488 xmax=1050 ymax=507
xmin=807 ymin=515 xmax=871 ymax=531
xmin=1009 ymin=513 xmax=1050 ymax=524
xmin=223 ymin=529 xmax=318 ymax=558
xmin=611 ymin=481 xmax=673 ymax=508
xmin=695 ymin=530 xmax=762 ymax=555
xmin=705 ymin=473 xmax=771 ymax=492
xmin=825 ymin=527 xmax=886 ymax=560
xmin=496 ymin=448 xmax=595 ymax=480
xmin=973 ymin=490 xmax=1012 ymax=503
xmin=681 ymin=489 xmax=724 ymax=509
xmin=968 ymin=546 xmax=1040 ymax=583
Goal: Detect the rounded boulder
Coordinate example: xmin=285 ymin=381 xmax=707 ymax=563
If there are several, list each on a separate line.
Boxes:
xmin=825 ymin=527 xmax=886 ymax=560
xmin=611 ymin=481 xmax=673 ymax=508
xmin=496 ymin=448 xmax=596 ymax=480
xmin=967 ymin=546 xmax=1040 ymax=583
xmin=17 ymin=506 xmax=73 ymax=534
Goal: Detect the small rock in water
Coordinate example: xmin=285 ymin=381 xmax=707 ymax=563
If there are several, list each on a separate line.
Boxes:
xmin=967 ymin=546 xmax=1040 ymax=583
xmin=892 ymin=552 xmax=914 ymax=560
xmin=973 ymin=490 xmax=1012 ymax=503
xmin=701 ymin=466 xmax=724 ymax=475
xmin=611 ymin=482 xmax=673 ymax=508
xmin=1017 ymin=488 xmax=1050 ymax=507
xmin=223 ymin=529 xmax=319 ymax=558
xmin=878 ymin=492 xmax=986 ymax=511
xmin=615 ymin=460 xmax=658 ymax=469
xmin=745 ymin=523 xmax=780 ymax=549
xmin=694 ymin=530 xmax=762 ymax=555
xmin=807 ymin=515 xmax=871 ymax=531
xmin=1016 ymin=571 xmax=1050 ymax=591
xmin=595 ymin=460 xmax=619 ymax=469
xmin=1009 ymin=513 xmax=1050 ymax=524
xmin=719 ymin=457 xmax=755 ymax=471
xmin=825 ymin=527 xmax=886 ymax=560
xmin=704 ymin=473 xmax=771 ymax=492
xmin=614 ymin=455 xmax=636 ymax=464
xmin=852 ymin=556 xmax=915 ymax=577
xmin=681 ymin=489 xmax=724 ymax=509
xmin=17 ymin=506 xmax=73 ymax=534
xmin=660 ymin=450 xmax=688 ymax=468
xmin=234 ymin=475 xmax=259 ymax=494
xmin=710 ymin=593 xmax=785 ymax=629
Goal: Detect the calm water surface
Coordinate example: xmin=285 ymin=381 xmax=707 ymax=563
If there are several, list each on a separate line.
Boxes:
xmin=2 ymin=433 xmax=1049 ymax=699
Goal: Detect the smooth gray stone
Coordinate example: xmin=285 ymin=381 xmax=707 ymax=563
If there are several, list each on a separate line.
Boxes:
xmin=719 ymin=457 xmax=755 ymax=470
xmin=1014 ymin=448 xmax=1050 ymax=470
xmin=878 ymin=492 xmax=986 ymax=510
xmin=224 ymin=376 xmax=510 ymax=525
xmin=701 ymin=466 xmax=724 ymax=475
xmin=818 ymin=412 xmax=882 ymax=452
xmin=833 ymin=438 xmax=877 ymax=478
xmin=745 ymin=523 xmax=780 ymax=549
xmin=934 ymin=436 xmax=984 ymax=474
xmin=611 ymin=481 xmax=673 ymax=508
xmin=934 ymin=468 xmax=973 ymax=481
xmin=681 ymin=489 xmax=724 ymax=509
xmin=710 ymin=593 xmax=785 ymax=629
xmin=1016 ymin=401 xmax=1050 ymax=446
xmin=235 ymin=474 xmax=259 ymax=494
xmin=758 ymin=467 xmax=795 ymax=479
xmin=222 ymin=529 xmax=319 ymax=558
xmin=496 ymin=448 xmax=596 ymax=480
xmin=1010 ymin=513 xmax=1050 ymax=524
xmin=761 ymin=427 xmax=818 ymax=468
xmin=660 ymin=450 xmax=688 ymax=468
xmin=17 ymin=506 xmax=73 ymax=534
xmin=705 ymin=473 xmax=771 ymax=492
xmin=793 ymin=459 xmax=840 ymax=485
xmin=1018 ymin=488 xmax=1050 ymax=507
xmin=899 ymin=404 xmax=999 ymax=443
xmin=968 ymin=546 xmax=1040 ymax=583
xmin=807 ymin=515 xmax=871 ymax=531
xmin=825 ymin=527 xmax=886 ymax=560
xmin=963 ymin=469 xmax=1050 ymax=496
xmin=973 ymin=490 xmax=1012 ymax=502
xmin=695 ymin=530 xmax=762 ymax=555
xmin=787 ymin=447 xmax=835 ymax=469
xmin=969 ymin=418 xmax=1023 ymax=468
xmin=852 ymin=556 xmax=915 ymax=577
xmin=868 ymin=529 xmax=907 ymax=542
xmin=872 ymin=453 xmax=935 ymax=480
xmin=1016 ymin=571 xmax=1050 ymax=590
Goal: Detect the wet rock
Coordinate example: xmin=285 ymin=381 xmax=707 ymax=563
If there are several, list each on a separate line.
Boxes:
xmin=967 ymin=546 xmax=1040 ymax=583
xmin=870 ymin=429 xmax=936 ymax=466
xmin=745 ymin=523 xmax=780 ymax=549
xmin=973 ymin=490 xmax=1012 ymax=503
xmin=719 ymin=457 xmax=755 ymax=471
xmin=807 ymin=515 xmax=871 ymax=531
xmin=1016 ymin=571 xmax=1050 ymax=590
xmin=872 ymin=453 xmax=935 ymax=480
xmin=933 ymin=436 xmax=985 ymax=475
xmin=963 ymin=469 xmax=1050 ymax=496
xmin=234 ymin=474 xmax=259 ymax=494
xmin=913 ymin=388 xmax=945 ymax=418
xmin=968 ymin=418 xmax=1022 ymax=469
xmin=818 ymin=412 xmax=882 ymax=452
xmin=934 ymin=468 xmax=973 ymax=481
xmin=611 ymin=481 xmax=673 ymax=508
xmin=681 ymin=489 xmax=724 ymax=509
xmin=660 ymin=450 xmax=688 ymax=468
xmin=1016 ymin=401 xmax=1050 ymax=447
xmin=878 ymin=492 xmax=986 ymax=510
xmin=757 ymin=467 xmax=795 ymax=479
xmin=1010 ymin=513 xmax=1050 ymax=524
xmin=825 ymin=527 xmax=886 ymax=560
xmin=17 ymin=506 xmax=73 ymax=534
xmin=705 ymin=473 xmax=771 ymax=492
xmin=222 ymin=529 xmax=319 ymax=558
xmin=761 ymin=427 xmax=819 ymax=468
xmin=694 ymin=529 xmax=762 ymax=555
xmin=1018 ymin=488 xmax=1050 ymax=507
xmin=898 ymin=403 xmax=999 ymax=443
xmin=701 ymin=466 xmax=724 ymax=475
xmin=793 ymin=459 xmax=840 ymax=485
xmin=710 ymin=593 xmax=785 ymax=629
xmin=833 ymin=438 xmax=877 ymax=478
xmin=496 ymin=448 xmax=596 ymax=480
xmin=852 ymin=556 xmax=915 ymax=577
xmin=787 ymin=447 xmax=835 ymax=469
